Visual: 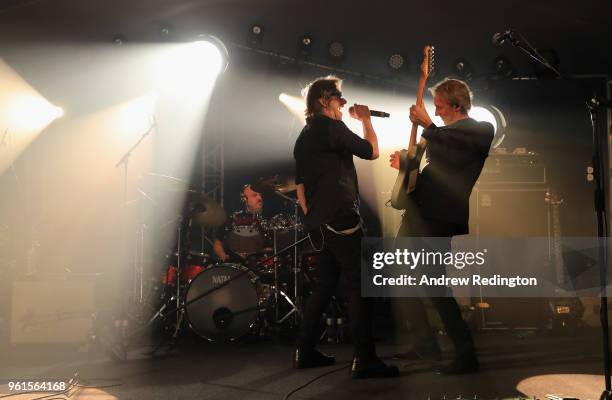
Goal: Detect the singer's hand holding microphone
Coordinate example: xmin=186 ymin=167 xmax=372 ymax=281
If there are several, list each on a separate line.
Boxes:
xmin=349 ymin=104 xmax=390 ymax=120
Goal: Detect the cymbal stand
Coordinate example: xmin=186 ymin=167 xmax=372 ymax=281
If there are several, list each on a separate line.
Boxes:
xmin=274 ymin=190 xmax=302 ymax=325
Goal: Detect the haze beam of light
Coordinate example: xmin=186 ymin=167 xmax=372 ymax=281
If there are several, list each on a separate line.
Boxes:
xmin=0 ymin=58 xmax=63 ymax=174
xmin=278 ymin=93 xmax=306 ymax=124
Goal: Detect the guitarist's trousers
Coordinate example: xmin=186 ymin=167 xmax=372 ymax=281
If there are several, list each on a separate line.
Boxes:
xmin=393 ymin=212 xmax=476 ymax=357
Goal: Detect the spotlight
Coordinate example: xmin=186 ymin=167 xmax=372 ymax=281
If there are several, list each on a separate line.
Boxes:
xmin=469 ymin=105 xmax=507 ymax=148
xmin=112 ymin=35 xmax=126 ymax=46
xmin=453 ymin=58 xmax=474 ymax=81
xmin=387 ymin=53 xmax=405 ymax=71
xmin=327 ymin=41 xmax=345 ymax=63
xmin=248 ymin=24 xmax=264 ymax=47
xmin=490 ymin=56 xmax=516 ymax=79
xmin=156 ymin=35 xmax=229 ymax=89
xmin=53 ymin=106 xmax=64 ymax=119
xmin=301 ymin=36 xmax=313 ymax=47
xmin=297 ymin=35 xmax=314 ymax=59
xmin=6 ymin=95 xmax=64 ymax=132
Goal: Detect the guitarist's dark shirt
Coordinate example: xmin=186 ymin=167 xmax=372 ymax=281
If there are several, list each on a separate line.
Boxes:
xmin=414 ymin=117 xmax=494 ymax=235
xmin=294 ymin=114 xmax=373 ymax=231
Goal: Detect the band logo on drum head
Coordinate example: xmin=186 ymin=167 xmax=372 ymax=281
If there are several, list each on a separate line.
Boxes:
xmin=212 ymin=275 xmax=231 ymax=286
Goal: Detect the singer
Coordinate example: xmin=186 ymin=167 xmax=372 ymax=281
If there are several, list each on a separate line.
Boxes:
xmin=292 ymin=75 xmax=399 ymax=379
xmin=389 ymin=78 xmax=494 ymax=374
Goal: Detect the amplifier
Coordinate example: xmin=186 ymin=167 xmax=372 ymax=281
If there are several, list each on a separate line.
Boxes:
xmin=477 ymin=151 xmax=546 ymax=185
xmin=10 ymin=276 xmax=96 ymax=345
xmin=469 ymin=187 xmax=550 ymax=236
xmin=466 ymin=187 xmax=551 ymax=329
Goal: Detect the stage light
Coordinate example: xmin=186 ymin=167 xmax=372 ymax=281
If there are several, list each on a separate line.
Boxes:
xmin=388 ymin=53 xmax=405 ymax=71
xmin=6 ymin=95 xmax=64 ymax=133
xmin=156 ymin=35 xmax=228 ymax=89
xmin=327 ymin=41 xmax=345 ymax=63
xmin=297 ymin=35 xmax=314 ymax=59
xmin=469 ymin=104 xmax=507 ymax=148
xmin=248 ymin=24 xmax=264 ymax=47
xmin=453 ymin=58 xmax=474 ymax=81
xmin=490 ymin=56 xmax=516 ymax=79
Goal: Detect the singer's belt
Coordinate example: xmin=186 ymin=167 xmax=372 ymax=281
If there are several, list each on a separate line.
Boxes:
xmin=325 ymin=223 xmax=361 ymax=236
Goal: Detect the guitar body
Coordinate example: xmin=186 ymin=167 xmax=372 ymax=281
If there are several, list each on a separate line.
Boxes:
xmin=389 ymin=45 xmax=434 ymax=210
xmin=390 ymin=146 xmax=425 ymax=209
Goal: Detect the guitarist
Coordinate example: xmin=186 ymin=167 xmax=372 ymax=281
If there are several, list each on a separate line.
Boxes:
xmin=390 ymin=78 xmax=493 ymax=374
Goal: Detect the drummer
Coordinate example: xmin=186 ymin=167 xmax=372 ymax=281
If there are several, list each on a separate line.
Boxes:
xmin=212 ymin=184 xmax=265 ymax=261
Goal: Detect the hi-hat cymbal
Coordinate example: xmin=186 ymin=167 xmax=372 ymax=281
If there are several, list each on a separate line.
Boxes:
xmin=252 ymin=175 xmax=296 ymax=194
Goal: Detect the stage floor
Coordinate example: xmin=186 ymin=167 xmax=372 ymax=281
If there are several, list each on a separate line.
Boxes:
xmin=0 ymin=330 xmax=605 ymax=400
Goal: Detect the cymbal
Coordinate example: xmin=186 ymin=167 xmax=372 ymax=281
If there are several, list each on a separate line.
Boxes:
xmin=139 ymin=173 xmax=227 ymax=228
xmin=252 ymin=175 xmax=296 ymax=194
xmin=141 ymin=172 xmax=192 ymax=191
xmin=189 ymin=192 xmax=227 ymax=228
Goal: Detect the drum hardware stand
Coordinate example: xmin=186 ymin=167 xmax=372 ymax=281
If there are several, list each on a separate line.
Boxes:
xmin=144 ymin=210 xmax=195 ymax=356
xmin=273 ymin=190 xmax=303 ymax=325
xmin=107 ymin=236 xmax=310 ymax=360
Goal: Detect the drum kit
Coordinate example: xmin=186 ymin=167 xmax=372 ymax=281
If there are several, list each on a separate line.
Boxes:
xmin=127 ymin=173 xmax=317 ymax=349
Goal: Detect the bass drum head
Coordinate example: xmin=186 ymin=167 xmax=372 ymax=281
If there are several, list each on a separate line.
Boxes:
xmin=185 ymin=263 xmax=260 ymax=341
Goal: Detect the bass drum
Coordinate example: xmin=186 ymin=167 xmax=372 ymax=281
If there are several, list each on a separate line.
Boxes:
xmin=185 ymin=263 xmax=262 ymax=341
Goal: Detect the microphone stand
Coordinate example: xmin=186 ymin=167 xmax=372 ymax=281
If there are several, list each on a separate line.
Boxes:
xmin=114 ymin=117 xmax=156 ymax=313
xmin=115 ymin=117 xmax=157 ymax=203
xmin=504 ymin=31 xmax=564 ymax=79
xmin=505 ymin=31 xmax=612 ymax=399
xmin=587 ymin=96 xmax=612 ymax=400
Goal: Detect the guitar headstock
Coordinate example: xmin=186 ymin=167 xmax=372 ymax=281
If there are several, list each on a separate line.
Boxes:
xmin=420 ymin=45 xmax=435 ymax=79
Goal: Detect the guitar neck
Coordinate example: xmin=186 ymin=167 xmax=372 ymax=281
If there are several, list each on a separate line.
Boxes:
xmin=409 ymin=72 xmax=429 ymax=148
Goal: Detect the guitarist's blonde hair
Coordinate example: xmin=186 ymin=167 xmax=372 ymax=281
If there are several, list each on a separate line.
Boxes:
xmin=429 ymin=78 xmax=473 ymax=114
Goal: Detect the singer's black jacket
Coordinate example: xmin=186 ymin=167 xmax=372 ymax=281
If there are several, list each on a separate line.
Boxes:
xmin=410 ymin=117 xmax=494 ymax=235
xmin=294 ymin=114 xmax=373 ymax=231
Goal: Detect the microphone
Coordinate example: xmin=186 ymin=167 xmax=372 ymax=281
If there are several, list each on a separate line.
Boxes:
xmin=492 ymin=30 xmax=516 ymax=46
xmin=370 ymin=110 xmax=390 ymax=118
xmin=348 ymin=106 xmax=390 ymax=118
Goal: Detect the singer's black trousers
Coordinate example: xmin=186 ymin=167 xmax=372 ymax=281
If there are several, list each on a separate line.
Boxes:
xmin=298 ymin=228 xmax=376 ymax=359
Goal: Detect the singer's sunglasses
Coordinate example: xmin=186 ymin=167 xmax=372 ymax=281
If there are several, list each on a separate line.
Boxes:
xmin=328 ymin=90 xmax=347 ymax=105
xmin=329 ymin=90 xmax=343 ymax=99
